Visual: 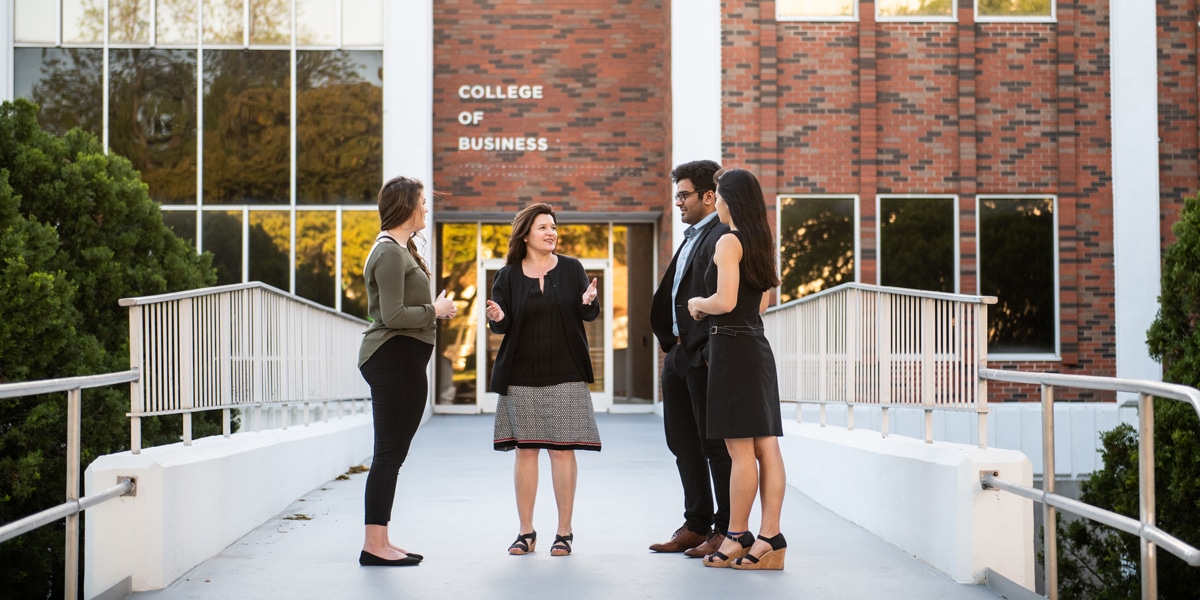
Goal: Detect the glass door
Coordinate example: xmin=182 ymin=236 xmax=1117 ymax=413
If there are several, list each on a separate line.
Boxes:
xmin=478 ymin=258 xmax=612 ymax=413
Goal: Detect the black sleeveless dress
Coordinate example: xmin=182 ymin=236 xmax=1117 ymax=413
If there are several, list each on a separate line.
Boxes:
xmin=703 ymin=230 xmax=783 ymax=439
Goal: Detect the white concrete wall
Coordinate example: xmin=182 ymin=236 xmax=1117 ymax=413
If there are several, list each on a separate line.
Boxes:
xmin=780 ymin=421 xmax=1035 ymax=587
xmin=83 ymin=414 xmax=373 ymax=598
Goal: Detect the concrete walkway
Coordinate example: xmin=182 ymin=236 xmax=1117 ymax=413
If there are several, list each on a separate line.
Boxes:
xmin=129 ymin=414 xmax=1001 ymax=599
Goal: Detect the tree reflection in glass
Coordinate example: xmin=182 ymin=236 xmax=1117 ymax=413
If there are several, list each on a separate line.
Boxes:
xmin=202 ymin=210 xmax=245 ymax=285
xmin=438 ymin=223 xmax=480 ymax=404
xmin=779 ymin=197 xmax=856 ymax=302
xmin=879 ymin=197 xmax=955 ymax=293
xmin=296 ymin=210 xmax=336 ymax=307
xmin=15 ymin=48 xmax=103 ymax=139
xmin=340 ymin=210 xmax=377 ymax=319
xmin=248 ymin=210 xmax=291 ymax=290
xmin=109 ymin=49 xmax=197 ymax=204
xmin=557 ymin=224 xmax=609 ymax=259
xmin=297 ymin=51 xmax=383 ymax=204
xmin=203 ymin=50 xmax=291 ymax=204
xmin=980 ymin=198 xmax=1055 ymax=354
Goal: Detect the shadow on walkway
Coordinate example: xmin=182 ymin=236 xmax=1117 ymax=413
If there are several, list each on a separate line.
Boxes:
xmin=129 ymin=413 xmax=999 ymax=599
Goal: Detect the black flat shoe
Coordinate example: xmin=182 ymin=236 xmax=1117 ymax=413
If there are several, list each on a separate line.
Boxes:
xmin=359 ymin=550 xmax=421 ymax=567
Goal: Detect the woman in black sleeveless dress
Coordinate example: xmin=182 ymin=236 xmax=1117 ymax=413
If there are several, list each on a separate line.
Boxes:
xmin=687 ymin=168 xmax=787 ymax=571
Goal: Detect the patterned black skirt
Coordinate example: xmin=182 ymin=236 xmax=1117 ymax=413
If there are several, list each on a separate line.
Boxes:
xmin=493 ymin=381 xmax=602 ymax=452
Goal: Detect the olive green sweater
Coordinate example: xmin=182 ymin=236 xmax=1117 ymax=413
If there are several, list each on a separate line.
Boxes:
xmin=357 ymin=240 xmax=437 ymax=367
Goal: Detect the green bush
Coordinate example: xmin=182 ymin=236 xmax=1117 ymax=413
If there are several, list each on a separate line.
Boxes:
xmin=1055 ymin=192 xmax=1200 ymax=598
xmin=0 ymin=99 xmax=217 ymax=598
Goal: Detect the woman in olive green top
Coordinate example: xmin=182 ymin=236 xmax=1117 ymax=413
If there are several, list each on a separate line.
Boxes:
xmin=357 ymin=176 xmax=456 ymax=567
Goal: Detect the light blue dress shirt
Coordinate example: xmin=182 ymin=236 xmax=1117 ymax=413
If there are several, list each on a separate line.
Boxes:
xmin=670 ymin=211 xmax=719 ymax=336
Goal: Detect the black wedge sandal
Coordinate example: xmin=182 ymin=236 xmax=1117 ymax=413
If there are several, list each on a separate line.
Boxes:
xmin=550 ymin=533 xmax=573 ymax=556
xmin=731 ymin=533 xmax=787 ymax=570
xmin=702 ymin=531 xmax=754 ymax=568
xmin=508 ymin=531 xmax=537 ymax=555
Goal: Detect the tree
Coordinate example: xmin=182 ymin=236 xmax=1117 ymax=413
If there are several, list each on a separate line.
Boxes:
xmin=1055 ymin=192 xmax=1200 ymax=598
xmin=0 ymin=99 xmax=217 ymax=598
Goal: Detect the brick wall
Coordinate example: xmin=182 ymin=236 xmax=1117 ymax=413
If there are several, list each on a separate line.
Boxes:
xmin=432 ymin=0 xmax=671 ymax=221
xmin=723 ymin=0 xmax=1129 ymax=401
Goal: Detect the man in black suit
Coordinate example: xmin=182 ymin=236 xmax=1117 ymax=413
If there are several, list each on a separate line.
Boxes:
xmin=649 ymin=160 xmax=732 ymax=558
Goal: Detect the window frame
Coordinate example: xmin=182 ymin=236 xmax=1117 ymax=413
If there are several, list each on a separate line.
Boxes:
xmin=975 ymin=194 xmax=1061 ymax=360
xmin=875 ymin=0 xmax=957 ymax=23
xmin=974 ymin=0 xmax=1057 ymax=24
xmin=775 ymin=0 xmax=859 ymax=23
xmin=776 ymin=193 xmax=862 ymax=302
xmin=875 ymin=194 xmax=960 ymax=294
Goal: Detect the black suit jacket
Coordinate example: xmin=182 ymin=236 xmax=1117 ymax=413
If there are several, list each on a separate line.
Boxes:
xmin=651 ymin=219 xmax=730 ymax=367
xmin=488 ymin=255 xmax=600 ymax=395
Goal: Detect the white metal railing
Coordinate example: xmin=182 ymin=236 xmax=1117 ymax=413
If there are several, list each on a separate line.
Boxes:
xmin=978 ymin=369 xmax=1200 ymax=600
xmin=764 ymin=283 xmax=996 ymax=446
xmin=120 ymin=282 xmax=372 ymax=453
xmin=0 ymin=371 xmax=140 ymax=600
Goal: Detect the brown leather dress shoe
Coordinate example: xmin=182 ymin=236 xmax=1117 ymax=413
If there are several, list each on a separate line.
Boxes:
xmin=649 ymin=525 xmax=708 ymax=553
xmin=684 ymin=530 xmax=726 ymax=558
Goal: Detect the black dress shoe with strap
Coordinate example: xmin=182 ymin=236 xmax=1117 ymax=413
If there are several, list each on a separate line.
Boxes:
xmin=508 ymin=531 xmax=537 ymax=555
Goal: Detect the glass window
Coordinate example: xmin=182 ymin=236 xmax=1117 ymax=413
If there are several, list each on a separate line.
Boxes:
xmin=777 ymin=0 xmax=856 ymax=19
xmin=878 ymin=197 xmax=955 ymax=293
xmin=248 ymin=210 xmax=291 ymax=290
xmin=202 ymin=50 xmax=291 ymax=205
xmin=14 ymin=48 xmax=104 ymax=139
xmin=481 ymin=224 xmax=512 ymax=260
xmin=779 ymin=196 xmax=856 ymax=302
xmin=296 ymin=211 xmax=336 ymax=307
xmin=977 ymin=0 xmax=1053 ymax=19
xmin=437 ymin=223 xmax=480 ymax=405
xmin=341 ymin=210 xmax=378 ymax=318
xmin=63 ymin=0 xmax=105 ymax=44
xmin=878 ymin=0 xmax=954 ymax=19
xmin=15 ymin=0 xmax=58 ymax=43
xmin=557 ymin=224 xmax=609 ymax=259
xmin=109 ymin=49 xmax=198 ymax=204
xmin=250 ymin=0 xmax=291 ymax=45
xmin=162 ymin=210 xmax=198 ymax=246
xmin=204 ymin=0 xmax=245 ymax=45
xmin=343 ymin=0 xmax=383 ymax=47
xmin=979 ymin=197 xmax=1056 ymax=354
xmin=296 ymin=0 xmax=339 ymax=46
xmin=202 ymin=210 xmax=245 ymax=285
xmin=110 ymin=0 xmax=153 ymax=44
xmin=297 ymin=51 xmax=383 ymax=204
xmin=158 ymin=0 xmax=199 ymax=45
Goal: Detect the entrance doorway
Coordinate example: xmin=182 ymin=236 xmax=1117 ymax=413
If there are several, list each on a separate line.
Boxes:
xmin=433 ymin=222 xmax=655 ymax=414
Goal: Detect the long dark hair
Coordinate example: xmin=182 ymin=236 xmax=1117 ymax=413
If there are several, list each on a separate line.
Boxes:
xmin=505 ymin=203 xmax=557 ymax=265
xmin=714 ymin=168 xmax=781 ymax=292
xmin=377 ymin=175 xmax=430 ymax=277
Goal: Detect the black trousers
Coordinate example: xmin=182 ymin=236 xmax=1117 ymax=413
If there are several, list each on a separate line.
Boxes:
xmin=359 ymin=334 xmax=433 ymax=526
xmin=661 ymin=344 xmax=732 ymax=535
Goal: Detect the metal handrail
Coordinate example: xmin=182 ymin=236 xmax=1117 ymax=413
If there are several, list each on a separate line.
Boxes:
xmin=979 ymin=368 xmax=1200 ymax=599
xmin=0 ymin=370 xmax=142 ymax=600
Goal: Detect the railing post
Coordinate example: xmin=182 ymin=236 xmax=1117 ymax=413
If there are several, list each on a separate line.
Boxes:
xmin=1139 ymin=392 xmax=1157 ymax=600
xmin=976 ymin=303 xmax=989 ymax=449
xmin=1042 ymin=384 xmax=1058 ymax=600
xmin=922 ymin=298 xmax=935 ymax=443
xmin=128 ymin=304 xmax=144 ymax=454
xmin=879 ymin=291 xmax=891 ymax=437
xmin=179 ymin=297 xmax=194 ymax=445
xmin=65 ymin=387 xmax=81 ymax=600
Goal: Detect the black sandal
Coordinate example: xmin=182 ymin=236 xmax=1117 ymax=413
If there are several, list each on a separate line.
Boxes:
xmin=508 ymin=531 xmax=536 ymax=555
xmin=550 ymin=533 xmax=573 ymax=556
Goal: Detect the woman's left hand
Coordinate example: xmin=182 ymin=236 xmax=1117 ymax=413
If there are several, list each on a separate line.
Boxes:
xmin=582 ymin=278 xmax=598 ymax=305
xmin=687 ymin=297 xmax=707 ymax=320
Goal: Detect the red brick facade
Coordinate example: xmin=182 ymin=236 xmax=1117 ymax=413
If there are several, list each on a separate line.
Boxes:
xmin=432 ymin=0 xmax=672 ymax=218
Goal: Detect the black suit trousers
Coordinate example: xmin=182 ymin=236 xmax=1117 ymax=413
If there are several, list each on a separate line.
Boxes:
xmin=661 ymin=343 xmax=732 ymax=535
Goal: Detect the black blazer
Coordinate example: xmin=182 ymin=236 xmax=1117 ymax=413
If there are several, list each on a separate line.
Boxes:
xmin=488 ymin=255 xmax=600 ymax=395
xmin=651 ymin=219 xmax=730 ymax=367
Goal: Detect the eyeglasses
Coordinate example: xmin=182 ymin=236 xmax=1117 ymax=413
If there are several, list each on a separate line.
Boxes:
xmin=674 ymin=190 xmax=703 ymax=202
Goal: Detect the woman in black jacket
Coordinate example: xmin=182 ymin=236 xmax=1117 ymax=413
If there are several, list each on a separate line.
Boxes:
xmin=484 ymin=203 xmax=601 ymax=558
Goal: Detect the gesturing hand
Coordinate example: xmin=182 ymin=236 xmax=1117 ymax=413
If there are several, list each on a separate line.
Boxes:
xmin=485 ymin=299 xmax=505 ymax=322
xmin=435 ymin=290 xmax=457 ymax=319
xmin=582 ymin=278 xmax=598 ymax=305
